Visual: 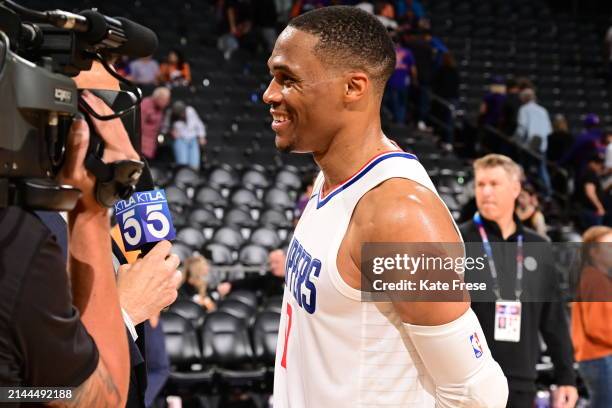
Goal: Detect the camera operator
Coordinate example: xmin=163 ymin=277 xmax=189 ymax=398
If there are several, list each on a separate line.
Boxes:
xmin=0 ymin=65 xmax=176 ymax=408
xmin=33 ymin=60 xmax=182 ymax=408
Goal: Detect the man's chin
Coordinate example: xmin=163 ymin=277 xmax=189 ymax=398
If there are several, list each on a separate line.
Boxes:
xmin=275 ymin=135 xmax=295 ymax=153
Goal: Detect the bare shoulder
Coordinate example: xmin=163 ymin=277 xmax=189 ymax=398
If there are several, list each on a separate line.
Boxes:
xmin=352 ymin=178 xmax=460 ymax=244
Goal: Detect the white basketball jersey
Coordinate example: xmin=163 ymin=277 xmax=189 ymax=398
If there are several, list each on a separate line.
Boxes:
xmin=273 ymin=151 xmax=457 ymax=407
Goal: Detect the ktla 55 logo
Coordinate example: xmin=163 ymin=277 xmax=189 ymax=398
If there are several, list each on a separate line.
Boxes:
xmin=115 ymin=189 xmax=176 ymax=251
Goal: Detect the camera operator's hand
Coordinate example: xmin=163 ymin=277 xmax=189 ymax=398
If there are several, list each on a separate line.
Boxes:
xmin=57 ymin=117 xmax=99 ymax=212
xmin=117 ymin=240 xmax=182 ymax=325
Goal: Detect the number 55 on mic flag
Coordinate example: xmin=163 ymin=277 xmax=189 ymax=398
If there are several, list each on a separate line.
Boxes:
xmin=114 ymin=189 xmax=176 ymax=251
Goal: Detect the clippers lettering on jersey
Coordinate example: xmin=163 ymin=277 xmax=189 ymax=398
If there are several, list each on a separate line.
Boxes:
xmin=285 ymin=238 xmax=322 ymax=314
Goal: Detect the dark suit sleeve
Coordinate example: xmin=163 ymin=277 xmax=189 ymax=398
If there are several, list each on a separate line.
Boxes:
xmin=13 ymin=235 xmax=99 ymax=387
xmin=538 ymin=251 xmax=576 ymax=386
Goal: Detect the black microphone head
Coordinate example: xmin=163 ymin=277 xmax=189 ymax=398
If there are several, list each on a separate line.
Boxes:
xmin=114 ymin=17 xmax=158 ymax=58
xmin=79 ymin=10 xmax=108 ymax=43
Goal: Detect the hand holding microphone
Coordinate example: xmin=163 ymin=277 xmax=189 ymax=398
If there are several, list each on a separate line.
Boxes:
xmin=117 ymin=240 xmax=182 ymax=325
xmin=114 ymin=186 xmax=181 ymax=324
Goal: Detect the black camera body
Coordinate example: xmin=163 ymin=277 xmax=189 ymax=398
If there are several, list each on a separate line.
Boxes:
xmin=0 ymin=2 xmax=156 ymax=211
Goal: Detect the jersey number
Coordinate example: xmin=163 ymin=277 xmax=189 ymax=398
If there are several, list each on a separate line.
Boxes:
xmin=280 ymin=303 xmax=293 ymax=369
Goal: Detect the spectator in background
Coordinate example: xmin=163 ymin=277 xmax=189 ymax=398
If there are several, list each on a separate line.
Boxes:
xmin=461 ymin=154 xmax=578 ymax=408
xmin=479 ymin=76 xmax=506 ymax=127
xmin=374 ymin=1 xmax=398 ymax=31
xmin=404 ymin=29 xmax=434 ymax=131
xmin=179 ymin=255 xmax=216 ymax=311
xmin=515 ymin=87 xmax=553 ymax=198
xmin=113 ymin=55 xmax=132 ymax=79
xmin=385 ymin=38 xmax=416 ymax=124
xmin=432 ymin=51 xmax=459 ymax=149
xmin=500 ymin=78 xmax=521 ymax=136
xmin=129 ymin=55 xmax=160 ymax=86
xmin=571 ymin=226 xmax=612 ymax=408
xmin=516 ymin=76 xmax=535 ymax=91
xmin=515 ymin=183 xmax=548 ymax=237
xmin=253 ymin=0 xmax=278 ymax=52
xmin=294 ymin=173 xmax=316 ymax=223
xmin=547 ymin=114 xmax=574 ymax=164
xmin=562 ymin=114 xmax=605 ymax=177
xmin=158 ymin=49 xmax=191 ymax=87
xmin=574 ymin=154 xmax=607 ymax=230
xmin=217 ymin=249 xmax=286 ymax=300
xmin=166 ymin=101 xmax=206 ymax=170
xmin=140 ymin=87 xmax=171 ymax=161
xmin=395 ymin=0 xmax=425 ymax=21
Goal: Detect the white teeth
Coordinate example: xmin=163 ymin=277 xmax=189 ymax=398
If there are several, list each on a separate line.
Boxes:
xmin=272 ymin=113 xmax=288 ymax=122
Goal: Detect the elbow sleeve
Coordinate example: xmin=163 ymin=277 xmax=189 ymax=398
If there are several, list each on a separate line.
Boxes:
xmin=403 ymin=308 xmax=509 ymax=408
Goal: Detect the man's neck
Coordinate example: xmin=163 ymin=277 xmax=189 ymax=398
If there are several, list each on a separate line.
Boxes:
xmin=494 ymin=214 xmax=517 ymax=240
xmin=313 ymin=114 xmax=397 ymax=194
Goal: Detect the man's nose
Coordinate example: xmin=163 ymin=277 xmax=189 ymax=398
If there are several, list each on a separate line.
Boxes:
xmin=263 ymin=79 xmax=282 ymax=106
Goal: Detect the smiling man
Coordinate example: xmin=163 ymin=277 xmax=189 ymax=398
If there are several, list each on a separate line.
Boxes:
xmin=460 ymin=154 xmax=578 ymax=408
xmin=263 ymin=6 xmax=507 ymax=408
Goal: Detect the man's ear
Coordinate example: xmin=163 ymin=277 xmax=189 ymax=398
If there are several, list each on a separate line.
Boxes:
xmin=344 ymin=72 xmax=369 ymax=103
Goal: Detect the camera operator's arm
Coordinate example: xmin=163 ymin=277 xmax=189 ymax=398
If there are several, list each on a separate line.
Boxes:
xmin=47 ymin=115 xmax=129 ymax=407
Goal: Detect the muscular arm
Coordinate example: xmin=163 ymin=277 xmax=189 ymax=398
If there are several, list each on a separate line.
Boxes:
xmin=49 ymin=359 xmax=120 ymax=408
xmin=67 ymin=208 xmax=129 ymax=407
xmin=342 ymin=178 xmax=508 ymax=407
xmin=344 ymin=178 xmax=468 ymax=325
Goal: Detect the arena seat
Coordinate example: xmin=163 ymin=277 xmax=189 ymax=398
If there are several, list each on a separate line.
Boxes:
xmin=173 ymin=166 xmax=204 ymax=188
xmin=212 ymin=227 xmax=245 ymax=251
xmin=259 ymin=209 xmax=293 ymax=229
xmin=170 ymin=241 xmax=194 ymax=263
xmin=226 ymin=289 xmax=259 ymax=310
xmin=160 ymin=312 xmax=214 ymax=390
xmin=248 ymin=227 xmax=281 ymax=250
xmin=242 ymin=169 xmax=271 ymax=190
xmin=188 ymin=207 xmax=222 ymax=229
xmin=274 ymin=169 xmax=302 ymax=191
xmin=230 ymin=188 xmax=263 ymax=209
xmin=217 ymin=299 xmax=256 ymax=325
xmin=264 ymin=188 xmax=294 ymax=210
xmin=168 ymin=299 xmax=207 ymax=329
xmin=238 ymin=245 xmax=269 ymax=267
xmin=176 ymin=227 xmax=206 ymax=251
xmin=200 ymin=312 xmax=266 ymax=388
xmin=165 ymin=185 xmax=191 ymax=208
xmin=205 ymin=243 xmax=235 ymax=265
xmin=194 ymin=186 xmax=227 ymax=207
xmin=224 ymin=207 xmax=258 ymax=229
xmin=208 ymin=166 xmax=241 ymax=189
xmin=252 ymin=311 xmax=281 ymax=367
xmin=263 ymin=295 xmax=283 ymax=314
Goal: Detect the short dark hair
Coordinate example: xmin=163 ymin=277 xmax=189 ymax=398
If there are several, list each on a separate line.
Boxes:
xmin=288 ymin=6 xmax=395 ymax=94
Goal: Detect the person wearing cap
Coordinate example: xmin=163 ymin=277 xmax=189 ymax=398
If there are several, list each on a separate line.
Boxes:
xmin=165 ymin=100 xmax=206 ymax=170
xmin=461 ymin=154 xmax=578 ymax=408
xmin=479 ymin=75 xmax=507 ymax=127
xmin=562 ymin=113 xmax=606 ymax=177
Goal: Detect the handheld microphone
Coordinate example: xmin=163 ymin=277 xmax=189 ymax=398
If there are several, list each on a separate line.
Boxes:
xmin=114 ymin=189 xmax=176 ymax=252
xmin=46 ymin=9 xmax=158 ymax=57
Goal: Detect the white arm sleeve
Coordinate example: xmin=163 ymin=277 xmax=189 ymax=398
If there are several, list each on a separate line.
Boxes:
xmin=403 ymin=308 xmax=508 ymax=408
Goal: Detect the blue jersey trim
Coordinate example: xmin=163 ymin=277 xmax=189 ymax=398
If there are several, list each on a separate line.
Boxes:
xmin=316 ymin=152 xmax=418 ymax=209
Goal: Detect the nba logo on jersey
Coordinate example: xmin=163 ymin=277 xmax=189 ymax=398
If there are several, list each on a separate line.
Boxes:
xmin=470 ymin=333 xmax=484 ymax=358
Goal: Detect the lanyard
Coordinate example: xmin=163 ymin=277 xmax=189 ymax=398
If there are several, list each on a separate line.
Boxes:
xmin=473 ymin=212 xmax=524 ymax=301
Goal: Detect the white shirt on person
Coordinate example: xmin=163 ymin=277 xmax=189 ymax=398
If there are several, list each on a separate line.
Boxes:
xmin=171 ymin=106 xmax=206 ymax=141
xmin=515 ymin=101 xmax=552 ymax=152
